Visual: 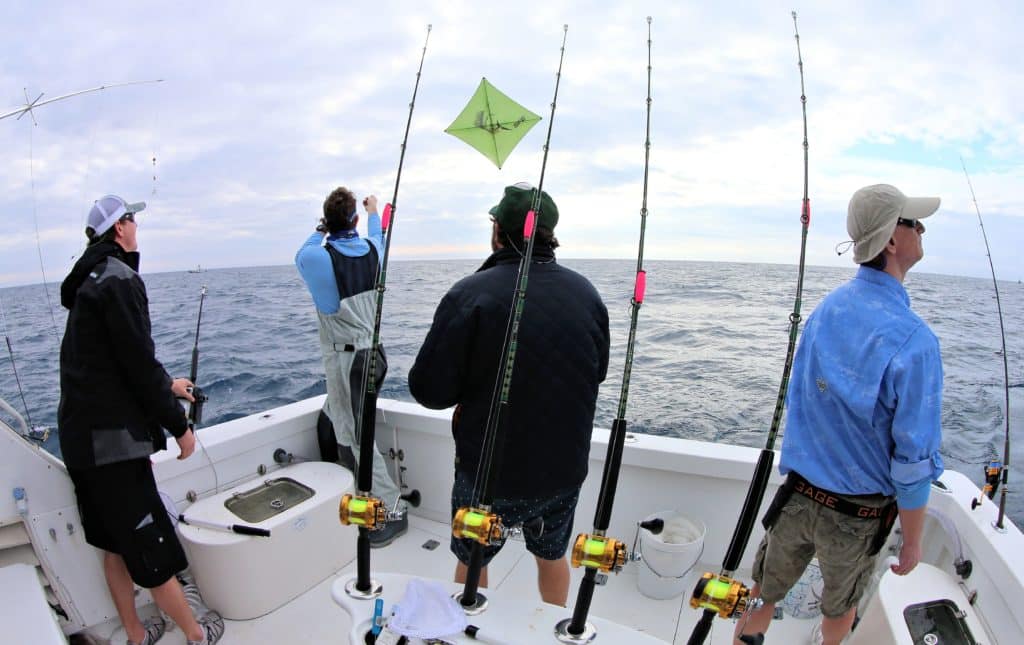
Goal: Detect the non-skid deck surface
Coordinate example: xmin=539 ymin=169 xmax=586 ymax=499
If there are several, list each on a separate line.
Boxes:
xmin=115 ymin=516 xmax=815 ymax=644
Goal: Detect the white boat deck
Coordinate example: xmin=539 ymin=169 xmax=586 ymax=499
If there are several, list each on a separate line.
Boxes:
xmin=118 ymin=515 xmax=816 ymax=645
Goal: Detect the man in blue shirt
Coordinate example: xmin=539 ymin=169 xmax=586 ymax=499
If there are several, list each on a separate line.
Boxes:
xmin=296 ymin=186 xmax=406 ymax=547
xmin=736 ymin=184 xmax=944 ymax=645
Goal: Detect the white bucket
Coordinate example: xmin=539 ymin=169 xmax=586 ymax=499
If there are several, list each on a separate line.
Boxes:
xmin=636 ymin=511 xmax=706 ymax=600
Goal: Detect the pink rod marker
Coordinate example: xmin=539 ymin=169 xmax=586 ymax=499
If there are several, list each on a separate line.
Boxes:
xmin=382 ymin=203 xmax=393 ymax=231
xmin=523 ymin=210 xmax=535 ymax=239
xmin=634 ymin=270 xmax=647 ymax=304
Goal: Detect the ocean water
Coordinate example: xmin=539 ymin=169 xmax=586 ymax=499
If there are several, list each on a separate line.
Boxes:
xmin=2 ymin=260 xmax=1022 ymax=520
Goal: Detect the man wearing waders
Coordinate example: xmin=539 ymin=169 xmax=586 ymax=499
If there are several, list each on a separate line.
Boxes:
xmin=736 ymin=184 xmax=944 ymax=645
xmin=296 ymin=187 xmax=407 ymax=547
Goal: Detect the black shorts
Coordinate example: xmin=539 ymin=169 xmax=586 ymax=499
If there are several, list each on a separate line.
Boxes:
xmin=450 ymin=470 xmax=580 ymax=566
xmin=68 ymin=458 xmax=187 ymax=589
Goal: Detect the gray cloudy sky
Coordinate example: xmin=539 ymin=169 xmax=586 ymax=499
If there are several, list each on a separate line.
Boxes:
xmin=1 ymin=0 xmax=1021 ymax=287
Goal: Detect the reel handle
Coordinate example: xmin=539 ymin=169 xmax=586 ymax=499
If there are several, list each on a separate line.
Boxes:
xmin=640 ymin=518 xmax=664 ymax=534
xmin=400 ymin=489 xmax=421 ymax=508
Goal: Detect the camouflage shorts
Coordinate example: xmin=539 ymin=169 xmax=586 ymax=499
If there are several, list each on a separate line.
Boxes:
xmin=751 ymin=492 xmax=888 ymax=617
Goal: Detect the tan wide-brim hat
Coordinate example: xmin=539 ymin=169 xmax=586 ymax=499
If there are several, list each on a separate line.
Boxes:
xmin=847 ymin=184 xmax=940 ymax=263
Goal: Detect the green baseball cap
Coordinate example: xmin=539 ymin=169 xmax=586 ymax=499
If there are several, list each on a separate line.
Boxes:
xmin=489 ymin=182 xmax=559 ymax=234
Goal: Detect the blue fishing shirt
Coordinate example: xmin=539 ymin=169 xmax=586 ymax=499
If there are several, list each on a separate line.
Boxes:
xmin=294 ymin=214 xmax=383 ymax=314
xmin=779 ymin=266 xmax=944 ymax=510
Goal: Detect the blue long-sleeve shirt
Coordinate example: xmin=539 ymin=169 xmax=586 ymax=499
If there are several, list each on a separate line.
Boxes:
xmin=295 ymin=214 xmax=383 ymax=314
xmin=779 ymin=266 xmax=944 ymax=510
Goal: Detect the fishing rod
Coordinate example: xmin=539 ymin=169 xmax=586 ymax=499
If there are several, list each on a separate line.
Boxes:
xmin=338 ymin=24 xmax=432 ymax=599
xmin=0 ymin=79 xmax=164 ymax=122
xmin=961 ymin=157 xmax=1012 ymax=530
xmin=557 ymin=17 xmax=655 ymax=642
xmin=1 ymin=294 xmax=51 ymax=444
xmin=1 ymin=295 xmax=37 ymax=433
xmin=687 ymin=12 xmax=811 ymax=644
xmin=184 ymin=286 xmax=209 ymax=430
xmin=452 ymin=24 xmax=570 ymax=612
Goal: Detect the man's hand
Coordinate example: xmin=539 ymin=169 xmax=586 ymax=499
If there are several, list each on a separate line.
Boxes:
xmin=172 ymin=378 xmax=195 ymax=402
xmin=363 ymin=195 xmax=378 ymax=215
xmin=176 ymin=428 xmax=197 ymax=460
xmin=891 ymin=540 xmax=921 ymax=575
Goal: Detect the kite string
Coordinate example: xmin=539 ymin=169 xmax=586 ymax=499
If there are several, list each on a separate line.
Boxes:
xmin=28 ymin=126 xmax=62 ymax=348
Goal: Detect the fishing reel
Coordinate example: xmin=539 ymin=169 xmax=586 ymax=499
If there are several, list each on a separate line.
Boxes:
xmin=570 ymin=517 xmax=664 ymax=573
xmin=972 ymin=460 xmax=1003 ymax=509
xmin=185 ymin=385 xmax=208 ymax=428
xmin=690 ymin=572 xmax=762 ymax=619
xmin=339 ymin=493 xmax=403 ymax=530
xmin=570 ymin=534 xmax=628 ymax=573
xmin=452 ymin=507 xmax=504 ymax=545
xmin=451 ymin=507 xmax=544 ymax=546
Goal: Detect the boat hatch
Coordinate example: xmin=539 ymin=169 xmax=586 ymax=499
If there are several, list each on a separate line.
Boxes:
xmin=903 ymin=599 xmax=978 ymax=644
xmin=224 ymin=478 xmax=315 ymax=522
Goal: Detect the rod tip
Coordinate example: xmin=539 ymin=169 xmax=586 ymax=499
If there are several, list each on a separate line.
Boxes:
xmin=427 ymin=24 xmax=432 ymax=30
xmin=791 ymin=10 xmax=797 ymax=18
xmin=647 ymin=16 xmax=652 ymax=23
xmin=563 ymin=24 xmax=568 ymax=31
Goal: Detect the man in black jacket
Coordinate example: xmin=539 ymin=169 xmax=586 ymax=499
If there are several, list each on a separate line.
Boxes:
xmin=59 ymin=195 xmax=223 ymax=645
xmin=409 ymin=183 xmax=610 ymax=606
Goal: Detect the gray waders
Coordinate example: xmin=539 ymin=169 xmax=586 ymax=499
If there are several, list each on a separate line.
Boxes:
xmin=317 ymin=289 xmax=401 ymax=508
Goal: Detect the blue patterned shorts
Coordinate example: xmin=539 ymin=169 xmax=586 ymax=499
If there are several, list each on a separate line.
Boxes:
xmin=450 ymin=470 xmax=580 ymax=565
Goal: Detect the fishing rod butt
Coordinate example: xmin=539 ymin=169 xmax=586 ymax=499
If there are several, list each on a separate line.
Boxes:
xmin=344 ymin=528 xmax=383 ymax=599
xmin=687 ymin=610 xmax=716 ymax=645
xmin=560 ymin=567 xmax=598 ymax=640
xmin=455 ymin=542 xmax=489 ymax=614
xmin=554 ymin=617 xmax=597 ymax=643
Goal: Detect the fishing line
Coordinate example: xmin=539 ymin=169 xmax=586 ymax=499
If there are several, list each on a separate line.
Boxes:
xmin=27 ymin=125 xmax=63 ymax=347
xmin=688 ymin=12 xmax=811 ymax=645
xmin=561 ymin=17 xmax=653 ymax=640
xmin=456 ymin=24 xmax=570 ymax=611
xmin=961 ymin=156 xmax=1012 ymax=530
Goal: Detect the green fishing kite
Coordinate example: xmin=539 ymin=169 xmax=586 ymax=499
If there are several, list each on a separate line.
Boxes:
xmin=445 ymin=78 xmax=541 ymax=169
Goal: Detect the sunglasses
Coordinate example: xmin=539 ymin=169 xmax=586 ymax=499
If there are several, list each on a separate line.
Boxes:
xmin=897 ymin=217 xmax=924 ymax=233
xmin=119 ymin=212 xmax=136 ymax=224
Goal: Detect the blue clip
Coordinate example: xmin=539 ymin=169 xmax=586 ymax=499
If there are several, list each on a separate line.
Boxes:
xmin=371 ymin=598 xmax=384 ymax=635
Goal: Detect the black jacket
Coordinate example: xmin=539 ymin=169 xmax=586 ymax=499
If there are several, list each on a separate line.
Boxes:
xmin=58 ymin=241 xmax=188 ymax=468
xmin=409 ymin=247 xmax=609 ymax=497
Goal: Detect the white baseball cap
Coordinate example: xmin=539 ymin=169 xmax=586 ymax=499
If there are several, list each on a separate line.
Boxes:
xmin=87 ymin=195 xmax=146 ymax=238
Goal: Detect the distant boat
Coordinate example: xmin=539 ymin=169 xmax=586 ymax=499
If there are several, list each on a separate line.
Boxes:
xmin=188 ymin=265 xmax=204 ymax=274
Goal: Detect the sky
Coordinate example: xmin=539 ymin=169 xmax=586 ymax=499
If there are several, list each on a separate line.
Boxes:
xmin=0 ymin=0 xmax=1021 ymax=288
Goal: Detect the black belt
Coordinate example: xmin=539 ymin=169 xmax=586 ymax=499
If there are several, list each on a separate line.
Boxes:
xmin=332 ymin=343 xmax=356 ymax=352
xmin=762 ymin=471 xmax=898 ymax=556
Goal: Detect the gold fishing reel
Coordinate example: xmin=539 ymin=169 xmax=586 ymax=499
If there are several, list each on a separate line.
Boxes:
xmin=339 ymin=493 xmax=387 ymax=530
xmin=570 ymin=534 xmax=628 ymax=573
xmin=690 ymin=572 xmax=762 ymax=619
xmin=452 ymin=507 xmax=504 ymax=545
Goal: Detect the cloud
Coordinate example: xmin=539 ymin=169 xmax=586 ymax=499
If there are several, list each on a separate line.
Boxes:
xmin=1 ymin=0 xmax=1021 ymax=287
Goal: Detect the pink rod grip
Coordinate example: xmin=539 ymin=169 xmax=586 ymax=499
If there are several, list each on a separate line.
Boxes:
xmin=382 ymin=203 xmax=393 ymax=230
xmin=523 ymin=211 xmax=536 ymax=239
xmin=634 ymin=270 xmax=647 ymax=303
xmin=802 ymin=199 xmax=811 ymax=225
